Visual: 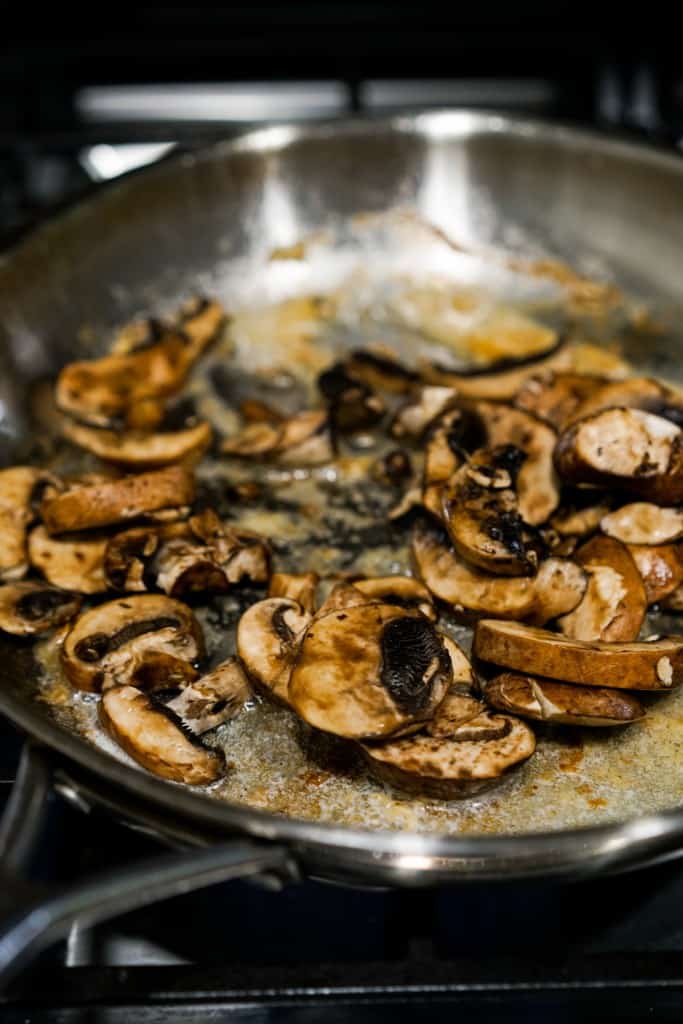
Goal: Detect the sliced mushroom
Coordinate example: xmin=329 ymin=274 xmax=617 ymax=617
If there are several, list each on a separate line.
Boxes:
xmin=345 ymin=349 xmax=420 ymax=394
xmin=514 ymin=371 xmax=605 ymax=430
xmin=557 ymin=535 xmax=646 ymax=642
xmin=442 ymin=446 xmax=541 ymax=576
xmin=472 ymin=619 xmax=683 ymax=690
xmin=628 ymin=543 xmax=683 ymax=605
xmin=318 ymin=363 xmax=385 ymax=432
xmin=28 ymin=525 xmax=108 ymax=594
xmin=483 ymin=672 xmax=645 ymax=726
xmin=236 ymin=596 xmax=312 ymax=705
xmin=0 ymin=582 xmax=81 ymax=636
xmin=153 ymin=511 xmax=270 ymax=597
xmin=61 ymin=594 xmax=203 ymax=692
xmin=268 ymin=572 xmax=319 ymax=615
xmin=550 ymin=495 xmax=613 ymax=539
xmin=164 ymin=657 xmax=251 ymax=734
xmin=390 ymin=386 xmax=458 ymax=440
xmin=567 ymin=375 xmax=683 ymax=426
xmin=103 ymin=527 xmax=161 ymax=591
xmin=100 ymin=685 xmax=224 ymax=784
xmin=175 ymin=296 xmax=227 ymax=357
xmin=425 ymin=636 xmax=482 ymax=737
xmin=412 ymin=518 xmax=538 ymax=619
xmin=663 ymin=583 xmax=683 ymax=612
xmin=554 ymin=408 xmax=683 ymax=504
xmin=314 ymin=582 xmax=372 ymax=617
xmin=360 ymin=710 xmax=535 ymax=799
xmin=387 ymin=485 xmax=424 ymax=523
xmin=289 ymin=604 xmax=452 ymax=740
xmin=60 ymin=418 xmax=212 ymax=469
xmin=40 ymin=466 xmax=195 ymax=534
xmin=0 ymin=467 xmax=56 ymax=580
xmin=373 ymin=449 xmax=414 ymax=489
xmin=221 ymin=409 xmax=334 ymax=465
xmin=526 ymin=557 xmax=588 ymax=625
xmin=473 ymin=402 xmax=560 ymax=525
xmin=352 ymin=575 xmax=437 ymax=621
xmin=420 ymin=336 xmax=569 ymax=400
xmin=601 ymin=503 xmax=683 ymax=545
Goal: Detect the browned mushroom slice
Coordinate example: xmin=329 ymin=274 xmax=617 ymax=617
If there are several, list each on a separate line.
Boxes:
xmin=514 ymin=371 xmax=605 ymax=430
xmin=601 ymin=503 xmax=683 ymax=545
xmin=28 ymin=525 xmax=108 ymax=594
xmin=222 ymin=410 xmax=334 ymax=465
xmin=483 ymin=672 xmax=645 ymax=726
xmin=472 ymin=619 xmax=683 ymax=690
xmin=420 ymin=336 xmax=569 ymax=400
xmin=60 ymin=419 xmax=212 ymax=469
xmin=566 ymin=375 xmax=683 ymax=426
xmin=473 ymin=403 xmax=560 ymax=526
xmin=0 ymin=582 xmax=81 ymax=636
xmin=153 ymin=511 xmax=270 ymax=597
xmin=175 ymin=296 xmax=227 ymax=358
xmin=557 ymin=535 xmax=646 ymax=642
xmin=103 ymin=527 xmax=160 ymax=591
xmin=61 ymin=594 xmax=203 ymax=692
xmin=0 ymin=467 xmax=57 ymax=581
xmin=41 ymin=466 xmax=195 ymax=534
xmin=373 ymin=449 xmax=413 ymax=489
xmin=390 ymin=386 xmax=459 ymax=440
xmin=350 ymin=576 xmax=436 ymax=621
xmin=425 ymin=636 xmax=482 ymax=737
xmin=360 ymin=711 xmax=535 ymax=799
xmin=628 ymin=543 xmax=683 ymax=605
xmin=345 ymin=349 xmax=420 ymax=394
xmin=100 ymin=685 xmax=224 ymax=784
xmin=388 ymin=485 xmax=424 ymax=522
xmin=526 ymin=557 xmax=588 ymax=625
xmin=314 ymin=582 xmax=373 ymax=617
xmin=412 ymin=519 xmax=538 ymax=619
xmin=419 ymin=409 xmax=469 ymax=520
xmin=268 ymin=572 xmax=319 ymax=615
xmin=164 ymin=657 xmax=251 ymax=734
xmin=442 ymin=446 xmax=541 ymax=576
xmin=554 ymin=408 xmax=683 ymax=504
xmin=663 ymin=583 xmax=683 ymax=612
xmin=289 ymin=604 xmax=452 ymax=740
xmin=236 ymin=596 xmax=312 ymax=705
xmin=550 ymin=495 xmax=613 ymax=539
xmin=318 ymin=363 xmax=385 ymax=433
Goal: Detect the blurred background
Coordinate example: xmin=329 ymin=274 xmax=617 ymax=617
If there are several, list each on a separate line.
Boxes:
xmin=0 ymin=3 xmax=679 ymax=241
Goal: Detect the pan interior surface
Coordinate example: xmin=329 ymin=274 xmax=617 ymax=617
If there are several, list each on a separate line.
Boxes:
xmin=2 ymin=113 xmax=683 ymax=843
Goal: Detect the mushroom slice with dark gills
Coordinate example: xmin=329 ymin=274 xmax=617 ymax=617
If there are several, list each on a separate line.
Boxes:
xmin=268 ymin=572 xmax=319 ymax=616
xmin=360 ymin=709 xmax=535 ymax=800
xmin=483 ymin=672 xmax=645 ymax=727
xmin=61 ymin=595 xmax=203 ymax=692
xmin=442 ymin=446 xmax=542 ymax=576
xmin=0 ymin=582 xmax=81 ymax=636
xmin=236 ymin=597 xmax=312 ymax=705
xmin=60 ymin=419 xmax=212 ymax=469
xmin=103 ymin=527 xmax=161 ymax=591
xmin=351 ymin=576 xmax=437 ymax=622
xmin=100 ymin=685 xmax=224 ymax=785
xmin=164 ymin=657 xmax=251 ymax=735
xmin=0 ymin=467 xmax=58 ymax=581
xmin=600 ymin=503 xmax=683 ymax=545
xmin=554 ymin=408 xmax=683 ymax=505
xmin=472 ymin=619 xmax=683 ymax=690
xmin=389 ymin=386 xmax=459 ymax=440
xmin=317 ymin=363 xmax=385 ymax=433
xmin=28 ymin=525 xmax=108 ymax=595
xmin=627 ymin=543 xmax=683 ymax=605
xmin=473 ymin=402 xmax=560 ymax=525
xmin=221 ymin=409 xmax=334 ymax=465
xmin=153 ymin=510 xmax=270 ymax=597
xmin=40 ymin=466 xmax=195 ymax=534
xmin=557 ymin=535 xmax=646 ymax=642
xmin=412 ymin=518 xmax=583 ymax=624
xmin=288 ymin=604 xmax=452 ymax=740
xmin=514 ymin=371 xmax=605 ymax=431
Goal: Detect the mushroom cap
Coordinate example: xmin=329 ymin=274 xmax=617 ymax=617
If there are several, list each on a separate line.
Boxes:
xmin=557 ymin=535 xmax=646 ymax=642
xmin=40 ymin=466 xmax=195 ymax=534
xmin=288 ymin=603 xmax=452 ymax=740
xmin=236 ymin=596 xmax=312 ymax=705
xmin=352 ymin=575 xmax=437 ymax=621
xmin=0 ymin=581 xmax=82 ymax=636
xmin=484 ymin=672 xmax=645 ymax=726
xmin=601 ymin=503 xmax=683 ymax=546
xmin=628 ymin=543 xmax=683 ymax=605
xmin=28 ymin=525 xmax=108 ymax=595
xmin=527 ymin=557 xmax=588 ymax=625
xmin=100 ymin=685 xmax=224 ymax=784
xmin=61 ymin=419 xmax=212 ymax=469
xmin=361 ymin=711 xmax=535 ymax=799
xmin=61 ymin=594 xmax=203 ymax=692
xmin=473 ymin=619 xmax=683 ymax=690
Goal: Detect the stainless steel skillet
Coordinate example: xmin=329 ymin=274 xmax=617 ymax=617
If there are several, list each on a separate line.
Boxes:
xmin=2 ymin=110 xmax=683 ymax=980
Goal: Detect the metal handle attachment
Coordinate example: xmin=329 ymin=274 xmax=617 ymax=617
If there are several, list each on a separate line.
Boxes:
xmin=0 ymin=743 xmax=295 ymax=988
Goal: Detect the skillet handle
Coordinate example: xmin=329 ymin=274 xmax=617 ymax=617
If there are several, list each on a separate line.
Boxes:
xmin=0 ymin=745 xmax=297 ymax=989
